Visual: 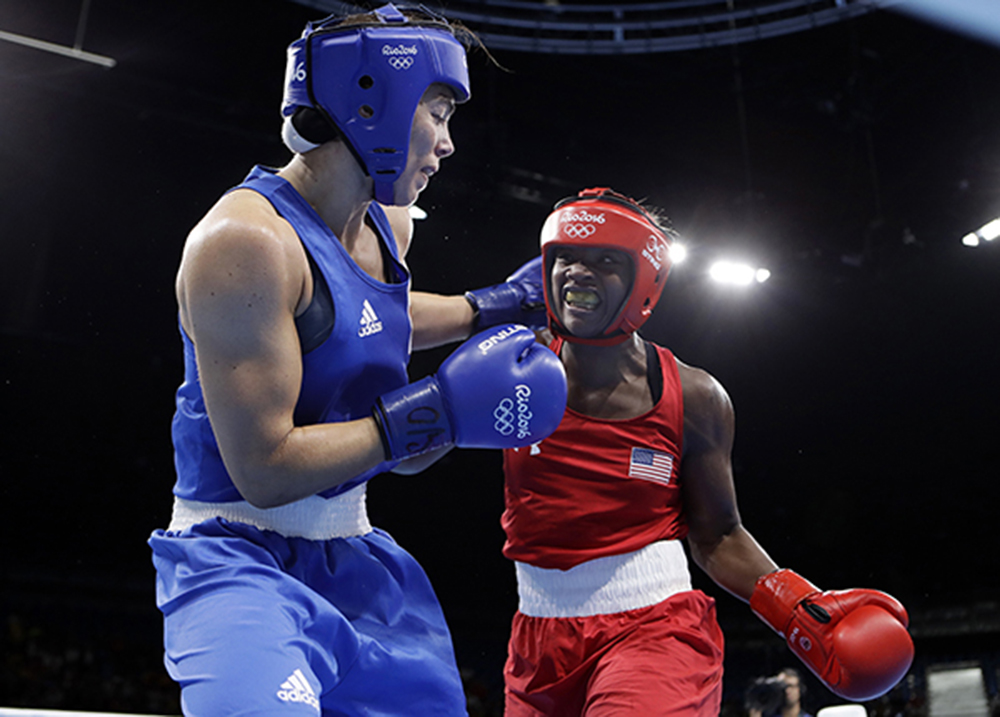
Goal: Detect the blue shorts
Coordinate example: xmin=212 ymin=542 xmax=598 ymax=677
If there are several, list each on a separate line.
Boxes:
xmin=149 ymin=518 xmax=467 ymax=716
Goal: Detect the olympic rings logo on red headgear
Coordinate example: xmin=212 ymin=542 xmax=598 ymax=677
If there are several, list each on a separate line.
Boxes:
xmin=563 ymin=224 xmax=597 ymax=239
xmin=645 ymin=236 xmax=666 ymax=262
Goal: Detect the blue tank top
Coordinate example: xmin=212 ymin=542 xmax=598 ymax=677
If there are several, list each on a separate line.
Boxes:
xmin=171 ymin=165 xmax=411 ymax=502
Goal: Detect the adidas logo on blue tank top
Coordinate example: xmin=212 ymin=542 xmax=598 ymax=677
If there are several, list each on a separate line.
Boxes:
xmin=359 ymin=299 xmax=383 ymax=337
xmin=276 ymin=668 xmax=320 ymax=711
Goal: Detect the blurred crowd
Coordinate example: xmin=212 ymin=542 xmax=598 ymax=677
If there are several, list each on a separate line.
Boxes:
xmin=1 ymin=612 xmax=179 ymax=713
xmin=2 ymin=609 xmax=996 ymax=717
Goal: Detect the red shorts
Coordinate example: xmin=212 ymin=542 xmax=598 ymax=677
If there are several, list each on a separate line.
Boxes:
xmin=504 ymin=590 xmax=724 ymax=716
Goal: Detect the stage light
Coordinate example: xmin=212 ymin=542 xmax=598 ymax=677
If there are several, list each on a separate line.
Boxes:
xmin=709 ymin=260 xmax=770 ymax=286
xmin=670 ymin=243 xmax=688 ymax=265
xmin=980 ymin=218 xmax=1000 ymax=241
xmin=408 ymin=205 xmax=428 ymax=220
xmin=960 ymin=216 xmax=1000 ymax=246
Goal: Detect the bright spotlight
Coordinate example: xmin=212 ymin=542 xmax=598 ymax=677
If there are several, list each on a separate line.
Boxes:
xmin=709 ymin=260 xmax=756 ymax=286
xmin=408 ymin=204 xmax=428 ymax=220
xmin=960 ymin=217 xmax=1000 ymax=246
xmin=755 ymin=268 xmax=771 ymax=283
xmin=670 ymin=242 xmax=688 ymax=265
xmin=980 ymin=218 xmax=1000 ymax=241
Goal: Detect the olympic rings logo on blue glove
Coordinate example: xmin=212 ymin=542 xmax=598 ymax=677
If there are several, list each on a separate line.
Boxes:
xmin=493 ymin=384 xmax=533 ymax=440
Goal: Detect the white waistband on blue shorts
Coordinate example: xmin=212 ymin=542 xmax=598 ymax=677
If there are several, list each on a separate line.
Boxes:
xmin=167 ymin=483 xmax=372 ymax=540
xmin=515 ymin=540 xmax=692 ymax=618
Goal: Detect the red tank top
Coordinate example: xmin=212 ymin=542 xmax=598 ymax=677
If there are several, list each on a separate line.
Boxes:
xmin=501 ymin=340 xmax=688 ymax=570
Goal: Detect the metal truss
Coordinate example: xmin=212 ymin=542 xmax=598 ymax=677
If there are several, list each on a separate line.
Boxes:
xmin=289 ymin=0 xmax=887 ymax=54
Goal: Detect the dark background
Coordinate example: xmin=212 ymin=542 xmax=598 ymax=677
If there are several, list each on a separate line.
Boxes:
xmin=1 ymin=0 xmax=998 ymax=712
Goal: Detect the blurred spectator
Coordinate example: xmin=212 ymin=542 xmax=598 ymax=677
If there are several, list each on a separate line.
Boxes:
xmin=746 ymin=668 xmax=811 ymax=717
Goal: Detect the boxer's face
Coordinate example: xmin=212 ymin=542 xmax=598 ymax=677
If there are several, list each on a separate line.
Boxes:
xmin=550 ymin=246 xmax=633 ymax=338
xmin=393 ymin=84 xmax=457 ymax=206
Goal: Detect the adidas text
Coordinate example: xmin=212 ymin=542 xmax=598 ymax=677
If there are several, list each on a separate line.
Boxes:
xmin=359 ymin=299 xmax=383 ymax=337
xmin=277 ymin=669 xmax=320 ymax=712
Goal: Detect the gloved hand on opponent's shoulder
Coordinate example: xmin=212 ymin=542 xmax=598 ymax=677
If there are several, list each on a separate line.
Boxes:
xmin=465 ymin=257 xmax=546 ymax=331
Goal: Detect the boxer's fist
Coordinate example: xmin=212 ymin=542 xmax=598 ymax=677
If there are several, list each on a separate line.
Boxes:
xmin=750 ymin=569 xmax=914 ymax=701
xmin=373 ymin=324 xmax=566 ymax=460
xmin=465 ymin=257 xmax=546 ymax=330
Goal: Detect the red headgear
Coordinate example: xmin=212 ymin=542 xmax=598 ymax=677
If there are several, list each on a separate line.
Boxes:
xmin=541 ymin=187 xmax=673 ymax=345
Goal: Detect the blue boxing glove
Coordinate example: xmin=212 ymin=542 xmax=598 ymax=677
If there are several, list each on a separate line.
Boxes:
xmin=373 ymin=324 xmax=567 ymax=461
xmin=465 ymin=256 xmax=546 ymax=331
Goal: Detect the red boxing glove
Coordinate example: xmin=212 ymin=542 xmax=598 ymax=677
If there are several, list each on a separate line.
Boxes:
xmin=750 ymin=569 xmax=914 ymax=701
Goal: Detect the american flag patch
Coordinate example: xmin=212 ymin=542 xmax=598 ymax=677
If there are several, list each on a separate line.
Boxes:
xmin=627 ymin=447 xmax=673 ymax=485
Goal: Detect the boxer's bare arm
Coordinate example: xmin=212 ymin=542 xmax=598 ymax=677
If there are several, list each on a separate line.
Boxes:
xmin=177 ymin=192 xmax=385 ymax=508
xmin=678 ymin=360 xmax=778 ymax=602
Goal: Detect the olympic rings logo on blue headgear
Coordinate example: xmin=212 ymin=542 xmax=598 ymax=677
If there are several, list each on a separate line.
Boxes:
xmin=382 ymin=43 xmax=417 ymax=70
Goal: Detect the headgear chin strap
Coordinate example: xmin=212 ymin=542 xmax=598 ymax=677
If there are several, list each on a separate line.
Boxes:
xmin=280 ymin=3 xmax=471 ymax=205
xmin=541 ymin=188 xmax=674 ymax=346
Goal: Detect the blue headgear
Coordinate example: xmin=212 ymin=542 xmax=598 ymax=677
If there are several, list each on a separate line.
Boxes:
xmin=281 ymin=3 xmax=471 ymax=205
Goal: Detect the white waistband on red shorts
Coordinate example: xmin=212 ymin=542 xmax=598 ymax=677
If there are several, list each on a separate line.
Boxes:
xmin=515 ymin=540 xmax=692 ymax=618
xmin=167 ymin=483 xmax=372 ymax=540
